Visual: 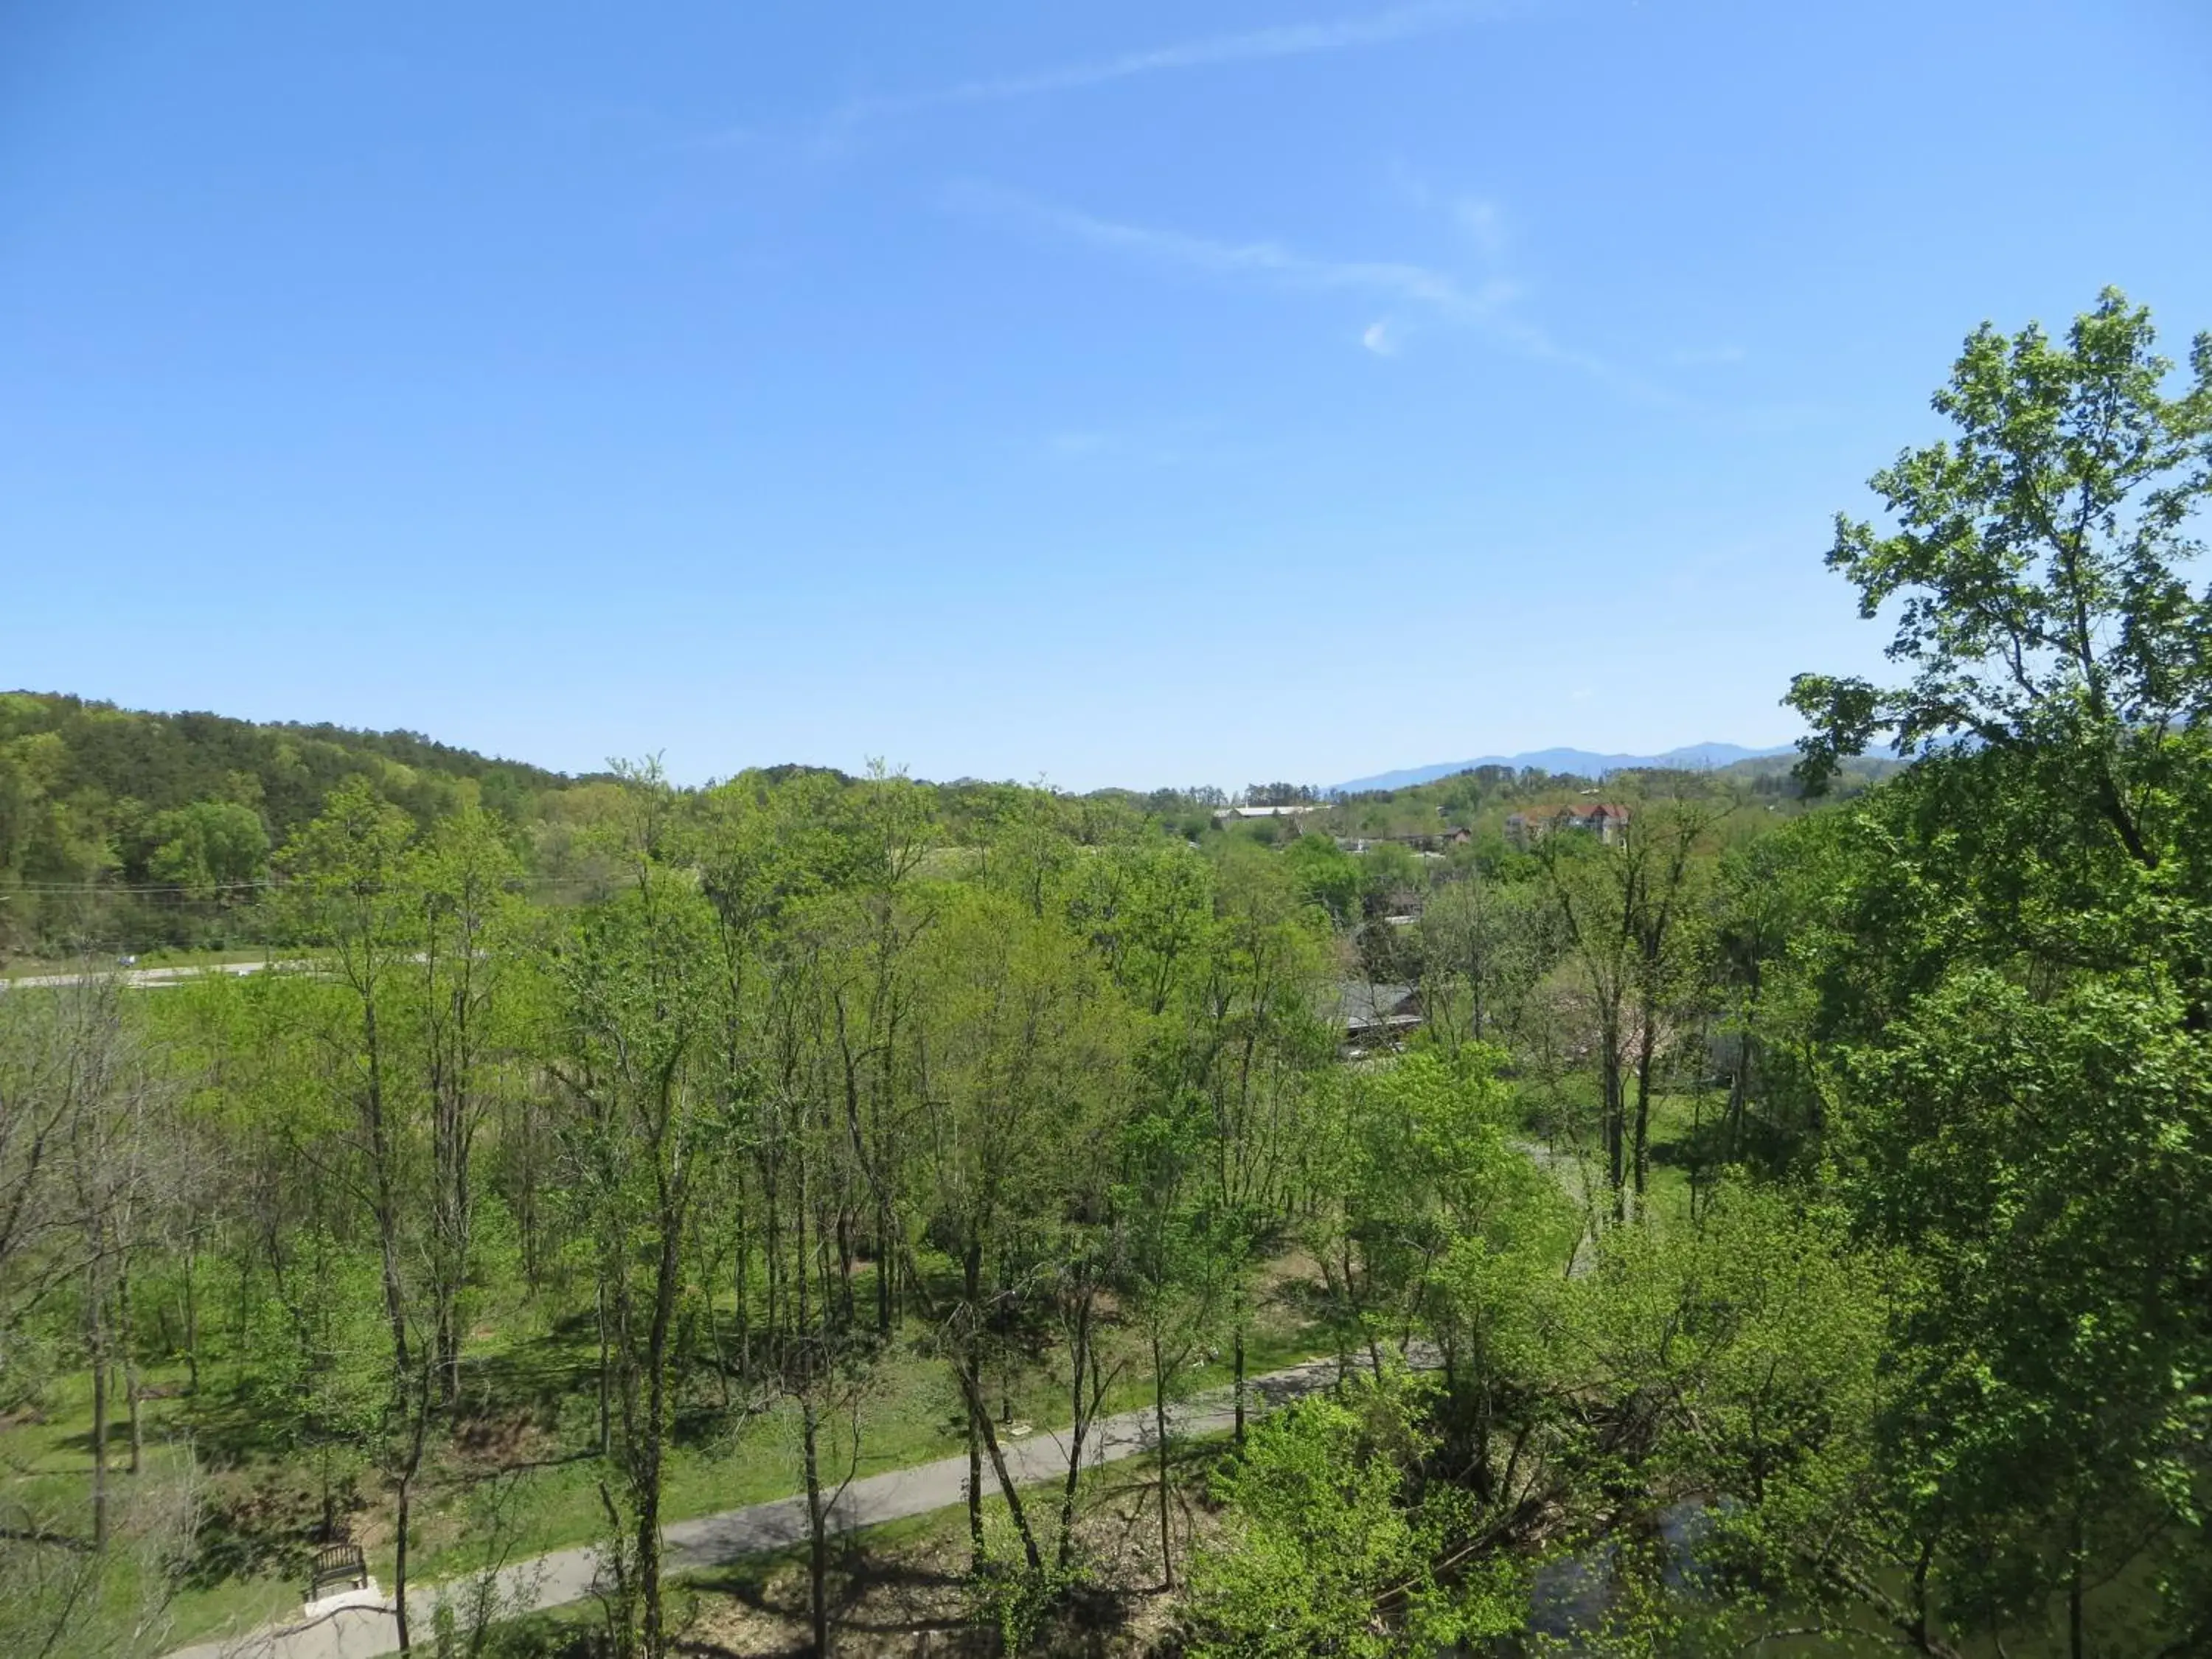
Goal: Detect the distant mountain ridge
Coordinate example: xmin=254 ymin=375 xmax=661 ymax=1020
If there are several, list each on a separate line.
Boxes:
xmin=1333 ymin=742 xmax=1798 ymax=794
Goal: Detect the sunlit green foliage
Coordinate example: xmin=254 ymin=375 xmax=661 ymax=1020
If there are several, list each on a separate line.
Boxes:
xmin=4 ymin=289 xmax=2209 ymax=1658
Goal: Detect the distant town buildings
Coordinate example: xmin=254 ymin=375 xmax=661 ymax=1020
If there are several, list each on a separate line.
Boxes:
xmin=1325 ymin=981 xmax=1424 ymax=1051
xmin=1505 ymin=802 xmax=1631 ymax=847
xmin=1332 ymin=827 xmax=1471 ymax=855
xmin=1211 ymin=804 xmax=1326 ymax=830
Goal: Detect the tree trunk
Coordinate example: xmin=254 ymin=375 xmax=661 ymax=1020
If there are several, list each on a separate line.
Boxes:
xmin=1057 ymin=1284 xmax=1093 ymax=1571
xmin=597 ymin=1279 xmax=613 ymax=1459
xmin=117 ymin=1255 xmax=144 ymax=1475
xmin=967 ymin=1401 xmax=986 ymax=1571
xmin=925 ymin=1237 xmax=1045 ymax=1576
xmin=734 ymin=1220 xmax=751 ymax=1379
xmin=804 ymin=1391 xmax=832 ymax=1657
xmin=1152 ymin=1332 xmax=1174 ymax=1591
xmin=698 ymin=1232 xmax=731 ymax=1409
xmin=361 ymin=997 xmax=412 ymax=1382
xmin=834 ymin=1213 xmax=854 ymax=1333
xmin=1601 ymin=1019 xmax=1626 ymax=1224
xmin=89 ymin=1344 xmax=109 ymax=1551
xmin=394 ymin=1460 xmax=414 ymax=1653
xmin=123 ymin=1362 xmax=143 ymax=1476
xmin=1631 ymin=1018 xmax=1657 ymax=1217
xmin=181 ymin=1239 xmax=201 ymax=1395
xmin=636 ymin=1180 xmax=685 ymax=1658
xmin=956 ymin=1357 xmax=1043 ymax=1573
xmin=874 ymin=1200 xmax=894 ymax=1338
xmin=435 ymin=1299 xmax=459 ymax=1413
xmin=1232 ymin=1324 xmax=1247 ymax=1447
xmin=762 ymin=1150 xmax=782 ymax=1340
xmin=1725 ymin=1032 xmax=1750 ymax=1164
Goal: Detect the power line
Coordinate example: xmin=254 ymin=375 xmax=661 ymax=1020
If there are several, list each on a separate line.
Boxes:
xmin=2 ymin=879 xmax=279 ymax=894
xmin=1 ymin=874 xmax=594 ymax=895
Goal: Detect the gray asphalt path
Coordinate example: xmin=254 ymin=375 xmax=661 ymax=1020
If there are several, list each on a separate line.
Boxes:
xmin=1 ymin=960 xmax=282 ymax=992
xmin=163 ymin=1354 xmax=1364 ymax=1659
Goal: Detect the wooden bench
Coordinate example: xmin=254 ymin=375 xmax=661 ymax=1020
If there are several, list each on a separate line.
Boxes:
xmin=308 ymin=1540 xmax=369 ymax=1602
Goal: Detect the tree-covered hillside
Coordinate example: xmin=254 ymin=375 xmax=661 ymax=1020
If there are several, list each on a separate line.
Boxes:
xmin=0 ymin=684 xmax=1877 ymax=968
xmin=0 ymin=692 xmax=605 ymax=954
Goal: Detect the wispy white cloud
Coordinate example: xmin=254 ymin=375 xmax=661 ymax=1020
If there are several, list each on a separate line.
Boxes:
xmin=950 ymin=184 xmax=1666 ymax=400
xmin=1362 ymin=319 xmax=1399 ymax=355
xmin=951 ymin=183 xmax=1519 ymax=319
xmin=1453 ymin=197 xmax=1508 ymax=263
xmin=1386 ymin=164 xmax=1509 ymax=262
xmin=831 ymin=1 xmax=1512 ymax=128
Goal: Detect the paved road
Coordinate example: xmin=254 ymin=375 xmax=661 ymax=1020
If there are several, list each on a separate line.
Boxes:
xmin=164 ymin=1355 xmax=1369 ymax=1659
xmin=1 ymin=960 xmax=284 ymax=992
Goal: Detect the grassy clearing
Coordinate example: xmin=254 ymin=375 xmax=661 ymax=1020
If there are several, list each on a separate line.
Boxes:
xmin=2 ymin=1256 xmax=1329 ymax=1651
xmin=130 ymin=947 xmax=282 ymax=971
xmin=1512 ymin=1076 xmax=1725 ymax=1231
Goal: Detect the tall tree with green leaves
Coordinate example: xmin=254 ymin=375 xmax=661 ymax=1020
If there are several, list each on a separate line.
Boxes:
xmin=1789 ymin=286 xmax=2212 ymax=877
xmin=553 ymin=762 xmax=718 ymax=1659
xmin=411 ymin=806 xmax=521 ymax=1409
xmin=905 ymin=886 xmax=1126 ymax=1576
xmin=1783 ymin=292 xmax=2212 ymax=1654
xmin=1537 ymin=796 xmax=1721 ymax=1222
xmin=284 ymin=777 xmax=443 ymax=1651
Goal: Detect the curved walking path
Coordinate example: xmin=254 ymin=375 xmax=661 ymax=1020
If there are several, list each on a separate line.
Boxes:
xmin=165 ymin=1354 xmax=1369 ymax=1659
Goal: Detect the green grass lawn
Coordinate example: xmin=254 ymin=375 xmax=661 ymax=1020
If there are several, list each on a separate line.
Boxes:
xmin=1512 ymin=1076 xmax=1726 ymax=1231
xmin=2 ymin=1256 xmax=1332 ymax=1652
xmin=130 ymin=947 xmax=284 ymax=971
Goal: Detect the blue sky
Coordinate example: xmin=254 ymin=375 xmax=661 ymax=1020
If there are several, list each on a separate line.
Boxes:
xmin=4 ymin=1 xmax=2208 ymax=790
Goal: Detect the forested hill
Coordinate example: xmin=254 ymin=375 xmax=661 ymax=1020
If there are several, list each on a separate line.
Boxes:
xmin=1 ymin=691 xmax=582 ymax=830
xmin=3 ymin=686 xmax=1878 ymax=963
xmin=0 ymin=692 xmax=613 ymax=946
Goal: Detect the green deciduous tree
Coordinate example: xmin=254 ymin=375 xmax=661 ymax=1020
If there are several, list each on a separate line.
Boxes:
xmin=145 ymin=801 xmax=269 ymax=900
xmin=553 ymin=763 xmax=717 ymax=1659
xmin=1789 ymin=287 xmax=2212 ymax=872
xmin=905 ymin=887 xmax=1127 ymax=1578
xmin=411 ymin=806 xmax=523 ymax=1408
xmin=1186 ymin=1366 xmax=1520 ymax=1659
xmin=1779 ymin=291 xmax=2212 ymax=1654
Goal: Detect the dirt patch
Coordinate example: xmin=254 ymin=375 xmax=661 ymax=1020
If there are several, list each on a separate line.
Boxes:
xmin=675 ymin=1462 xmax=1227 ymax=1657
xmin=1252 ymin=1246 xmax=1324 ymax=1297
xmin=679 ymin=1528 xmax=981 ymax=1658
xmin=451 ymin=1405 xmax=561 ymax=1472
xmin=187 ymin=1469 xmax=362 ymax=1589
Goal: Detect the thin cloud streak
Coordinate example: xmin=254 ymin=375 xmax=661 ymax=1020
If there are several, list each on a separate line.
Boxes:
xmin=950 ymin=184 xmax=1668 ymax=402
xmin=1669 ymin=344 xmax=1749 ymax=366
xmin=833 ymin=1 xmax=1512 ymax=126
xmin=958 ymin=186 xmax=1518 ymax=319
